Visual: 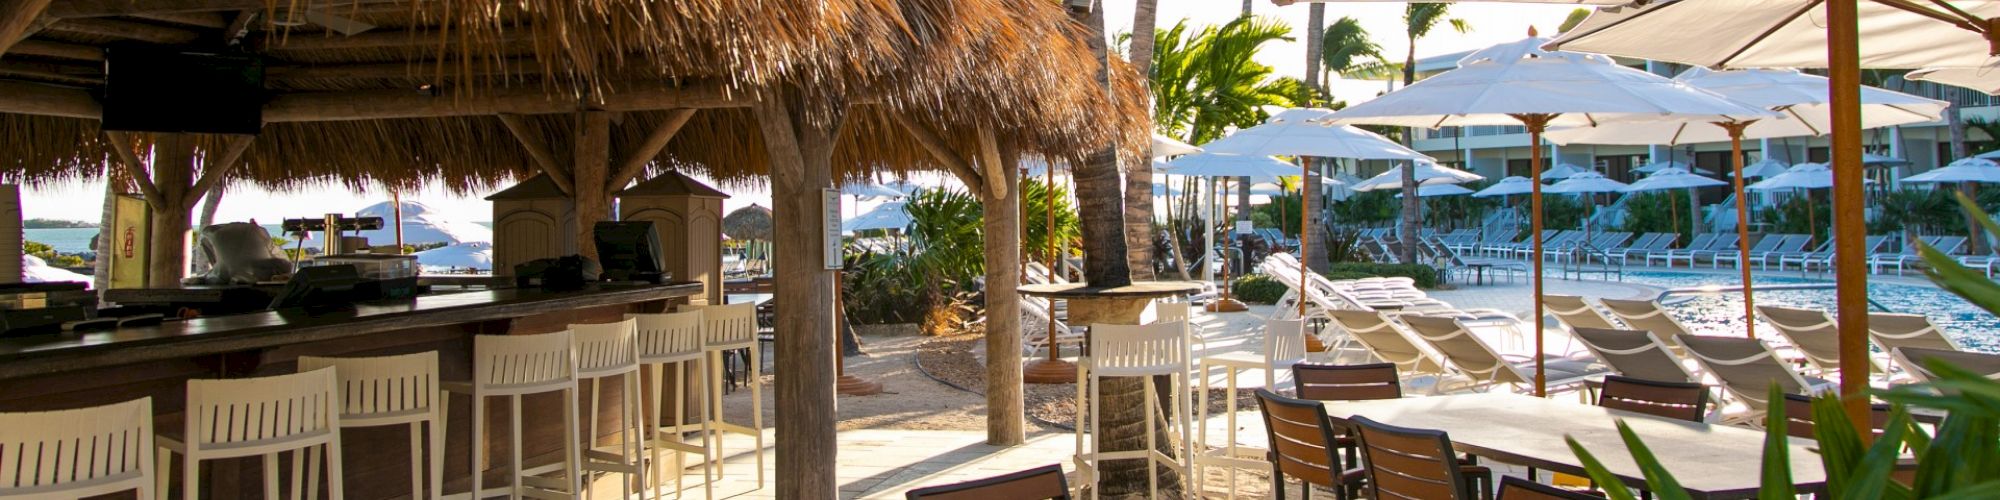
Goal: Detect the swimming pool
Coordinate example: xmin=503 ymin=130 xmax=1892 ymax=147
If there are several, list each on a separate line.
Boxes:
xmin=1617 ymin=271 xmax=2000 ymax=352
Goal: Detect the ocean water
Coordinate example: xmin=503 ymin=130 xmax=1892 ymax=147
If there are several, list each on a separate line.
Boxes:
xmin=1623 ymin=271 xmax=2000 ymax=352
xmin=27 ymin=222 xmax=497 ymax=255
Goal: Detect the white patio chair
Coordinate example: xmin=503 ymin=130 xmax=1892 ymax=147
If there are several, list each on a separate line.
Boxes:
xmin=158 ymin=369 xmax=344 ymax=500
xmin=443 ymin=331 xmax=584 ymax=499
xmin=570 ymin=319 xmax=649 ymax=500
xmin=629 ymin=310 xmax=717 ymax=499
xmin=298 ymin=352 xmax=444 ymax=500
xmin=1194 ymin=318 xmax=1307 ymax=500
xmin=0 ymin=397 xmax=153 ymax=499
xmin=682 ymin=303 xmax=766 ymax=489
xmin=1074 ymin=321 xmax=1194 ymax=500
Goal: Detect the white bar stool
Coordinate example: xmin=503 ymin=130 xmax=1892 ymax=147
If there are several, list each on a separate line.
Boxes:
xmin=569 ymin=319 xmax=648 ymax=500
xmin=681 ymin=303 xmax=764 ymax=491
xmin=299 ymin=352 xmax=445 ymax=500
xmin=0 ymin=397 xmax=154 ymax=499
xmin=443 ymin=331 xmax=583 ymax=499
xmin=1194 ymin=318 xmax=1306 ymax=500
xmin=156 ymin=368 xmax=344 ymax=500
xmin=1074 ymin=321 xmax=1194 ymax=500
xmin=627 ymin=311 xmax=715 ymax=499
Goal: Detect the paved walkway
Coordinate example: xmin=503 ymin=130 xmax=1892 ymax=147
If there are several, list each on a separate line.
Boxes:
xmin=591 ymin=429 xmax=1078 ymax=499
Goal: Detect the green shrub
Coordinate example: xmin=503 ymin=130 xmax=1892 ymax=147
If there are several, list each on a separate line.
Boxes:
xmin=1325 ymin=262 xmax=1439 ymax=289
xmin=1230 ymin=274 xmax=1290 ymax=304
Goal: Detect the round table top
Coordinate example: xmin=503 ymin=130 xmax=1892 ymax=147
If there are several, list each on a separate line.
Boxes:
xmin=1017 ymin=281 xmax=1204 ymax=299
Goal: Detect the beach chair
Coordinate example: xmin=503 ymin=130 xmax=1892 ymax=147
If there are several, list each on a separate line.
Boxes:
xmin=1784 ymin=235 xmax=1889 ymax=272
xmin=1400 ymin=315 xmax=1606 ymax=394
xmin=1685 ymin=234 xmax=1742 ymax=268
xmin=1756 ymin=234 xmax=1814 ymax=269
xmin=1544 ymin=295 xmax=1619 ymax=331
xmin=1957 ymin=246 xmax=2000 ymax=277
xmin=1324 ymin=310 xmax=1450 ymax=382
xmin=1520 ymin=231 xmax=1585 ymax=260
xmin=1867 ymin=312 xmax=1961 ymax=354
xmin=1772 ymin=238 xmax=1829 ymax=270
xmin=1883 ymin=235 xmax=1965 ymax=274
xmin=1757 ymin=305 xmax=1882 ymax=377
xmin=1778 ymin=394 xmax=1896 ymax=440
xmin=1892 ymin=347 xmax=2000 ymax=381
xmin=1647 ymin=233 xmax=1718 ymax=267
xmin=1597 ymin=298 xmax=1698 ymax=351
xmin=1676 ymin=335 xmax=1831 ymax=424
xmin=1712 ymin=234 xmax=1792 ymax=269
xmin=1598 ymin=375 xmax=1710 ymax=422
xmin=1570 ymin=327 xmax=1698 ymax=384
xmin=1496 ymin=230 xmax=1557 ymax=258
xmin=1619 ymin=232 xmax=1679 ymax=264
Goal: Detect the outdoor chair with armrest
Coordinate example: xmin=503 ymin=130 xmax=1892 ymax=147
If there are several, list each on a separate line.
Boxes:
xmin=1757 ymin=305 xmax=1884 ymax=378
xmin=1596 ymin=298 xmax=1698 ymax=352
xmin=1778 ymin=393 xmax=1896 ymax=440
xmin=1351 ymin=416 xmax=1494 ymax=500
xmin=903 ymin=464 xmax=1070 ymax=500
xmin=1712 ymin=234 xmax=1791 ymax=269
xmin=1570 ymin=327 xmax=1699 ymax=385
xmin=1400 ymin=315 xmax=1606 ymax=394
xmin=1674 ymin=335 xmax=1832 ymax=425
xmin=1647 ymin=233 xmax=1718 ymax=267
xmin=1255 ymin=389 xmax=1369 ymax=500
xmin=1873 ymin=235 xmax=1963 ymax=275
xmin=1891 ymin=347 xmax=2000 ymax=382
xmin=1598 ymin=375 xmax=1710 ymax=423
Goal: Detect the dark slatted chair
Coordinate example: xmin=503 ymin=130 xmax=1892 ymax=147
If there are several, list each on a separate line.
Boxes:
xmin=1256 ymin=389 xmax=1366 ymax=499
xmin=1293 ymin=362 xmax=1403 ymax=401
xmin=1496 ymin=476 xmax=1603 ymax=500
xmin=1779 ymin=394 xmax=1894 ymax=440
xmin=903 ymin=463 xmax=1070 ymax=500
xmin=1352 ymin=415 xmax=1493 ymax=500
xmin=1597 ymin=375 xmax=1710 ymax=423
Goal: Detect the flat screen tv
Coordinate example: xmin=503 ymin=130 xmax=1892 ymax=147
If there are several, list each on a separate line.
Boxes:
xmin=594 ymin=221 xmax=664 ymax=281
xmin=101 ymin=46 xmax=266 ymax=135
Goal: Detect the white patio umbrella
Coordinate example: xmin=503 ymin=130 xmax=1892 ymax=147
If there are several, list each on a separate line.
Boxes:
xmin=1748 ymin=162 xmax=1861 ymax=191
xmin=842 ymin=201 xmax=911 ymax=232
xmin=1473 ymin=176 xmax=1537 ymax=198
xmin=1350 ymin=162 xmax=1485 ymax=191
xmin=1623 ymin=167 xmax=1729 ymax=240
xmin=1151 ymin=182 xmax=1186 ymax=197
xmin=1739 ymin=159 xmax=1791 ymax=179
xmin=353 ymin=201 xmax=492 ymax=248
xmin=1547 ymin=68 xmax=1948 ymax=146
xmin=1538 ymin=163 xmax=1589 ymax=181
xmin=1862 ymin=153 xmax=1911 ymax=168
xmin=1904 ymin=157 xmax=2000 ymax=184
xmin=1152 ymin=133 xmax=1203 ymax=157
xmin=1910 ymin=66 xmax=2000 ymax=96
xmin=1545 ymin=172 xmax=1629 ymax=237
xmin=1393 ymin=184 xmax=1477 ymax=198
xmin=840 ymin=182 xmax=908 ymax=200
xmin=1327 ymin=35 xmax=1771 ymax=396
xmin=1632 ymin=161 xmax=1712 ymax=175
xmin=1159 ymin=152 xmax=1297 ymax=182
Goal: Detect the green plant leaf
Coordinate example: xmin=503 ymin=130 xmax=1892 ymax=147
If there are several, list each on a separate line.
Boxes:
xmin=1811 ymin=393 xmax=1868 ymax=498
xmin=1928 ymin=479 xmax=2000 ymax=500
xmin=1612 ymin=419 xmax=1693 ymax=500
xmin=1840 ymin=407 xmax=1912 ymax=500
xmin=1760 ymin=383 xmax=1797 ymax=500
xmin=1565 ymin=435 xmax=1641 ymax=500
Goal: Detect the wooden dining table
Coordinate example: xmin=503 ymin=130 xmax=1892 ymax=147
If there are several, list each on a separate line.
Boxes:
xmin=1322 ymin=393 xmax=1825 ymax=499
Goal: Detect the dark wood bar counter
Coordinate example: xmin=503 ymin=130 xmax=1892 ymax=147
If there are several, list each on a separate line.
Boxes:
xmin=0 ymin=282 xmax=703 ymax=499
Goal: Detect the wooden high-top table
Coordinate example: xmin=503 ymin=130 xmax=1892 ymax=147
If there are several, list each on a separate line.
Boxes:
xmin=0 ymin=282 xmax=702 ymax=499
xmin=1322 ymin=393 xmax=1826 ymax=499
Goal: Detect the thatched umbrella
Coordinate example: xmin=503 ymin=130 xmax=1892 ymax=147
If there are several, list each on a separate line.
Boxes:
xmin=723 ymin=204 xmax=776 ymax=242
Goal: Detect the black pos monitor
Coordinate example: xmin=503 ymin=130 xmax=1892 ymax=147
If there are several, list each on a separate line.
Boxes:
xmin=594 ymin=221 xmax=666 ymax=283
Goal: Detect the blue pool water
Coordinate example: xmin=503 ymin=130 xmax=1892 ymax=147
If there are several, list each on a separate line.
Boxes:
xmin=1618 ymin=271 xmax=2000 ymax=352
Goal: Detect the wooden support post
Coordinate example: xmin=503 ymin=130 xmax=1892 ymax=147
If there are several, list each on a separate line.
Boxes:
xmin=148 ymin=134 xmax=195 ymax=288
xmin=980 ymin=131 xmax=1024 ymax=446
xmin=572 ymin=111 xmax=612 ymax=259
xmin=754 ymin=89 xmax=841 ymax=500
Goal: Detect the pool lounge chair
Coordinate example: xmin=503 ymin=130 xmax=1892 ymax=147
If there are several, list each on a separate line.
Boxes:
xmin=1325 ymin=310 xmax=1451 ymax=382
xmin=1867 ymin=312 xmax=1961 ymax=354
xmin=1520 ymin=231 xmax=1588 ymax=260
xmin=1544 ymin=295 xmax=1620 ymax=331
xmin=1675 ymin=335 xmax=1832 ymax=424
xmin=1892 ymin=347 xmax=2000 ymax=382
xmin=1872 ymin=235 xmax=1964 ymax=275
xmin=1646 ymin=233 xmax=1718 ymax=267
xmin=1597 ymin=298 xmax=1697 ymax=351
xmin=1553 ymin=232 xmax=1632 ymax=266
xmin=1783 ymin=235 xmax=1890 ymax=272
xmin=1400 ymin=315 xmax=1606 ymax=394
xmin=1753 ymin=234 xmax=1815 ymax=269
xmin=1957 ymin=247 xmax=2000 ymax=277
xmin=1619 ymin=232 xmax=1680 ymax=262
xmin=1690 ymin=234 xmax=1744 ymax=268
xmin=1492 ymin=230 xmax=1556 ymax=258
xmin=1712 ymin=234 xmax=1802 ymax=270
xmin=1571 ymin=327 xmax=1698 ymax=384
xmin=1654 ymin=234 xmax=1737 ymax=268
xmin=1756 ymin=305 xmax=1882 ymax=378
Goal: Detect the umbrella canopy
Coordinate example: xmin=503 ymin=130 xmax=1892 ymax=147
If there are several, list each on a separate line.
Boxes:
xmin=1904 ymin=157 xmax=2000 ymax=184
xmin=1548 ymin=0 xmax=2000 ymax=69
xmin=1622 ymin=166 xmax=1729 ymax=192
xmin=1545 ymin=171 xmax=1631 ymax=194
xmin=353 ymin=200 xmax=493 ymax=247
xmin=1862 ymin=153 xmax=1911 ymax=167
xmin=1539 ymin=163 xmax=1589 ymax=180
xmin=1633 ymin=161 xmax=1715 ymax=176
xmin=1160 ymin=152 xmax=1299 ymax=181
xmin=1546 ymin=68 xmax=1947 ymax=145
xmin=1473 ymin=176 xmax=1538 ymax=198
xmin=1739 ymin=159 xmax=1791 ymax=179
xmin=1747 ymin=162 xmax=1863 ymax=191
xmin=1978 ymin=150 xmax=2000 ymax=161
xmin=1910 ymin=66 xmax=1999 ymax=96
xmin=1152 ymin=134 xmax=1203 ymax=157
xmin=843 ymin=201 xmax=912 ymax=232
xmin=1326 ymin=37 xmax=1774 ymax=128
xmin=1200 ymin=107 xmax=1434 ymax=161
xmin=1351 ymin=162 xmax=1486 ymax=192
xmin=413 ymin=241 xmax=494 ymax=270
xmin=840 ymin=182 xmax=909 ymax=200
xmin=1394 ymin=184 xmax=1477 ymax=198
xmin=1152 ymin=182 xmax=1186 ymax=197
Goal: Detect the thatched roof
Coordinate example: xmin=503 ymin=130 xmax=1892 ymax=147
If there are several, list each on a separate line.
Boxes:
xmin=722 ymin=204 xmax=773 ymax=241
xmin=0 ymin=1 xmax=1148 ymax=190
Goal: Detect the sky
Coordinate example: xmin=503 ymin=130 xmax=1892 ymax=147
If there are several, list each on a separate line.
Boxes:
xmin=20 ymin=0 xmax=1583 ymax=226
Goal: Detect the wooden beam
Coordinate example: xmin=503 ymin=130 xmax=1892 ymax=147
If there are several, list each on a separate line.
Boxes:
xmin=259 ymin=30 xmax=527 ymax=52
xmin=607 ymin=108 xmax=696 ymax=192
xmin=184 ymin=135 xmax=254 ymax=211
xmin=261 ymin=80 xmax=741 ymax=122
xmin=0 ymin=59 xmax=100 ymax=85
xmin=0 ymin=80 xmax=97 ymax=119
xmin=0 ymin=0 xmax=52 ymax=56
xmin=131 ymin=12 xmax=229 ymax=29
xmin=496 ymin=113 xmax=575 ymax=196
xmin=890 ymin=112 xmax=984 ymax=194
xmin=48 ymin=18 xmax=203 ymax=44
xmin=47 ymin=0 xmax=399 ymax=17
xmin=9 ymin=39 xmax=103 ymax=61
xmin=977 ymin=128 xmax=1007 ymax=200
xmin=267 ymin=57 xmax=540 ymax=81
xmin=102 ymin=131 xmax=166 ymax=212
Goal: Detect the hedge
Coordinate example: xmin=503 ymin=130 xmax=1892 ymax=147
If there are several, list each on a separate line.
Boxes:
xmin=1325 ymin=262 xmax=1440 ymax=289
xmin=1230 ymin=274 xmax=1290 ymax=304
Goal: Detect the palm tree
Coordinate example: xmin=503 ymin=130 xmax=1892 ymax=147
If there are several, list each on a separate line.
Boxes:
xmin=1069 ymin=2 xmax=1129 ymax=289
xmin=1124 ymin=0 xmax=1162 ymax=280
xmin=1397 ymin=3 xmax=1470 ymax=263
xmin=1321 ymin=16 xmax=1386 ymax=88
xmin=1558 ymin=8 xmax=1592 ymax=33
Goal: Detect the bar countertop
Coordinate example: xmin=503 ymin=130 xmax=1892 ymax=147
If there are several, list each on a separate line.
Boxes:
xmin=0 ymin=282 xmax=702 ymax=379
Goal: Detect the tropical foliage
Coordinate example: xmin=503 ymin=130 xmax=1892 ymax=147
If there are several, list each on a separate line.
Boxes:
xmin=1149 ymin=16 xmax=1301 ymax=145
xmin=1621 ymin=191 xmax=1695 ymax=245
xmin=1331 ymin=191 xmax=1399 ymax=228
xmin=1022 ymin=178 xmax=1080 ymax=263
xmin=1424 ymin=186 xmax=1497 ymax=231
xmin=1522 ymin=195 xmax=1586 ymax=237
xmin=1252 ymin=192 xmax=1303 ymax=237
xmin=1870 ymin=188 xmax=1958 ymax=236
xmin=1321 ymin=16 xmax=1392 ymax=83
xmin=1230 ymin=274 xmax=1290 ymax=304
xmin=842 ymin=188 xmax=987 ymax=329
xmin=1760 ymin=195 xmax=1833 ymax=244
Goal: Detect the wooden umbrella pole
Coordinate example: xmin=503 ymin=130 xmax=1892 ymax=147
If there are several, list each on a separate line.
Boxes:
xmin=1828 ymin=0 xmax=1873 ymax=439
xmin=1515 ymin=113 xmax=1554 ymax=398
xmin=1723 ymin=122 xmax=1758 ymax=337
xmin=1047 ymin=163 xmax=1058 ymax=362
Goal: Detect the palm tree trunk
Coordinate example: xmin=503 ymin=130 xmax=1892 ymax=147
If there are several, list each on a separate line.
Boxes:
xmin=1399 ymin=40 xmax=1421 ymax=264
xmin=1946 ymin=89 xmax=1985 ymax=253
xmin=1122 ymin=0 xmax=1160 ymax=281
xmin=1241 ymin=0 xmax=1252 ymax=16
xmin=1303 ymin=4 xmax=1328 ymax=271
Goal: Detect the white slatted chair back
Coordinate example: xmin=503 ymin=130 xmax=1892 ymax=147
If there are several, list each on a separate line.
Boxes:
xmin=1153 ymin=301 xmax=1190 ymax=324
xmin=1265 ymin=319 xmax=1308 ymax=368
xmin=571 ymin=319 xmax=641 ymax=379
xmin=685 ymin=303 xmax=758 ymax=350
xmin=630 ymin=311 xmax=706 ymax=364
xmin=0 ymin=398 xmax=153 ymax=499
xmin=185 ymin=368 xmax=341 ymax=457
xmin=1087 ymin=322 xmax=1190 ymax=378
xmin=299 ymin=352 xmax=439 ymax=427
xmin=472 ymin=330 xmax=578 ymax=396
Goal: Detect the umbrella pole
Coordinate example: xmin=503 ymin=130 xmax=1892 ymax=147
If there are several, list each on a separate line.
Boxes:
xmin=1300 ymin=162 xmax=1310 ymax=319
xmin=1723 ymin=123 xmax=1758 ymax=337
xmin=1829 ymin=0 xmax=1873 ymax=438
xmin=1516 ymin=113 xmax=1554 ymax=398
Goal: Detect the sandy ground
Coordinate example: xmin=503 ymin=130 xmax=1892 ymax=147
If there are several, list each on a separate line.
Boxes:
xmin=716 ymin=330 xmax=1065 ymax=432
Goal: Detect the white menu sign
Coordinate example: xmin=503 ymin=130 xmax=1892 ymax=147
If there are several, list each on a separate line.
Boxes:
xmin=823 ymin=189 xmax=842 ymax=269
